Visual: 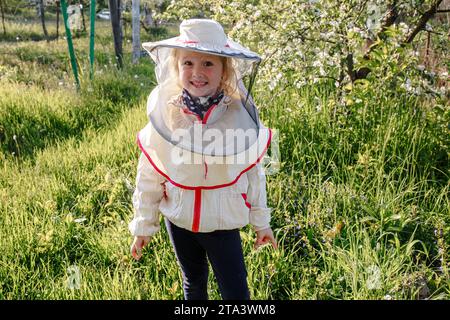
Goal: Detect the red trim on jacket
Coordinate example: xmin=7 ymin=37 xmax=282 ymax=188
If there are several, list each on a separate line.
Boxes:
xmin=182 ymin=108 xmax=202 ymax=121
xmin=192 ymin=189 xmax=202 ymax=232
xmin=136 ymin=129 xmax=272 ymax=232
xmin=241 ymin=193 xmax=252 ymax=209
xmin=176 ymin=39 xmax=199 ymax=44
xmin=202 ymin=104 xmax=218 ymax=124
xmin=136 ymin=129 xmax=272 ymax=191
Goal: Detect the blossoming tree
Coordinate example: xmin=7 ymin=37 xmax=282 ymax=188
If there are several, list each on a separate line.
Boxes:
xmin=160 ymin=0 xmax=448 ymax=97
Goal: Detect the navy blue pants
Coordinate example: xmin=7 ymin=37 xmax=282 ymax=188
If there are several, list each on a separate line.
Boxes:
xmin=165 ymin=218 xmax=250 ymax=300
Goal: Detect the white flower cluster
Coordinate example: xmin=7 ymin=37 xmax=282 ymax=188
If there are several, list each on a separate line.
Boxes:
xmin=164 ymin=0 xmax=447 ymax=94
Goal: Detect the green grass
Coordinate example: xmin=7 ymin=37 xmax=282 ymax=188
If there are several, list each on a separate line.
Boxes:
xmin=0 ymin=15 xmax=449 ymax=300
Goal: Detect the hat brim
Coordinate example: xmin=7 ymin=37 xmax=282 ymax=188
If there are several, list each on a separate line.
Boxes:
xmin=142 ymin=37 xmax=261 ymax=64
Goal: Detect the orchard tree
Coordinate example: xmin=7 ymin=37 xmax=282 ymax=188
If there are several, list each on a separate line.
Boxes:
xmin=130 ymin=0 xmax=170 ymax=64
xmin=109 ymin=0 xmax=123 ymax=68
xmin=142 ymin=0 xmax=170 ymax=27
xmin=0 ymin=0 xmax=5 ymax=35
xmin=37 ymin=0 xmax=48 ymax=40
xmin=160 ymin=0 xmax=448 ymax=99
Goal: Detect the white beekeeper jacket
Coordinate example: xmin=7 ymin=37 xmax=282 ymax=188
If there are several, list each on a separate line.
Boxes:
xmin=128 ymin=19 xmax=274 ymax=237
xmin=128 ymin=93 xmax=273 ymax=237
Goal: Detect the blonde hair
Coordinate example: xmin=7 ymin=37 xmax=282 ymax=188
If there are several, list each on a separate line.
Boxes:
xmin=167 ymin=48 xmax=238 ymax=97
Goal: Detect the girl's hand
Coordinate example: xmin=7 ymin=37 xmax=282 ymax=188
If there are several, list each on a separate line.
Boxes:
xmin=254 ymin=227 xmax=278 ymax=250
xmin=131 ymin=236 xmax=151 ymax=260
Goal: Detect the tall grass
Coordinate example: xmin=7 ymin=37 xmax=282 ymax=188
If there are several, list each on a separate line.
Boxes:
xmin=0 ymin=15 xmax=449 ymax=300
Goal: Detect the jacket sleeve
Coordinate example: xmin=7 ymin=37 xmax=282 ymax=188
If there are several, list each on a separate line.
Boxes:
xmin=246 ymin=161 xmax=272 ymax=231
xmin=128 ymin=153 xmax=166 ymax=237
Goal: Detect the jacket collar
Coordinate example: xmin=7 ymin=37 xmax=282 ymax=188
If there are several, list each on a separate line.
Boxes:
xmin=169 ymin=94 xmax=232 ymax=125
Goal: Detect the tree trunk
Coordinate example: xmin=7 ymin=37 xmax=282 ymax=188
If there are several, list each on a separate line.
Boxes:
xmin=109 ymin=0 xmax=123 ymax=69
xmin=38 ymin=0 xmax=49 ymax=40
xmin=143 ymin=4 xmax=153 ymax=27
xmin=0 ymin=0 xmax=6 ymax=35
xmin=56 ymin=0 xmax=60 ymax=39
xmin=131 ymin=0 xmax=140 ymax=64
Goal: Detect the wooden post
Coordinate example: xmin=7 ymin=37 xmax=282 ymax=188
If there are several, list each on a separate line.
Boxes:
xmin=425 ymin=31 xmax=431 ymax=68
xmin=89 ymin=0 xmax=96 ymax=79
xmin=132 ymin=0 xmax=140 ymax=64
xmin=80 ymin=0 xmax=86 ymax=32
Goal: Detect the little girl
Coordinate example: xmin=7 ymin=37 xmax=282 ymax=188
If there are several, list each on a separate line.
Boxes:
xmin=128 ymin=19 xmax=277 ymax=300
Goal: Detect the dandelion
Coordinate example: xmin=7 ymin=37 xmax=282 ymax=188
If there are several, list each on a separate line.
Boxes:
xmin=140 ymin=83 xmax=144 ymax=87
xmin=402 ymin=78 xmax=413 ymax=92
xmin=268 ymin=79 xmax=277 ymax=91
xmin=134 ymin=74 xmax=138 ymax=79
xmin=74 ymin=217 xmax=87 ymax=224
xmin=398 ymin=22 xmax=410 ymax=33
xmin=13 ymin=135 xmax=17 ymax=141
xmin=66 ymin=265 xmax=81 ymax=290
xmin=383 ymin=294 xmax=393 ymax=300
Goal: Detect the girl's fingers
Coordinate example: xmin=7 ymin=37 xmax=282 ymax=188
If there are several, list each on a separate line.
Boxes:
xmin=254 ymin=234 xmax=278 ymax=250
xmin=131 ymin=243 xmax=142 ymax=260
xmin=270 ymin=237 xmax=278 ymax=249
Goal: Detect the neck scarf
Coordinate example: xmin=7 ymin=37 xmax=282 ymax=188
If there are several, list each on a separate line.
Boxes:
xmin=182 ymin=89 xmax=224 ymax=119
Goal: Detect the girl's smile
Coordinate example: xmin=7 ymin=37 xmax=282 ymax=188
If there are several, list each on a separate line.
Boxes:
xmin=178 ymin=51 xmax=224 ymax=98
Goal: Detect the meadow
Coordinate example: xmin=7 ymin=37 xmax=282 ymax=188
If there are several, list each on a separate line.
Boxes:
xmin=0 ymin=11 xmax=448 ymax=300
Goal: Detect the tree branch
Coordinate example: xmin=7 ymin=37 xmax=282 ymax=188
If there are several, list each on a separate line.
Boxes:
xmin=351 ymin=2 xmax=399 ymax=81
xmin=353 ymin=0 xmax=443 ymax=81
xmin=365 ymin=1 xmax=399 ymax=56
xmin=404 ymin=0 xmax=443 ymax=44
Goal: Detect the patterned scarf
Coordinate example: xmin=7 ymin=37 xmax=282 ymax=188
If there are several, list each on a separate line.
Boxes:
xmin=182 ymin=89 xmax=224 ymax=120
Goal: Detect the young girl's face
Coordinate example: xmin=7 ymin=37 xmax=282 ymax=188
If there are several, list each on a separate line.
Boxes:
xmin=177 ymin=50 xmax=224 ymax=98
